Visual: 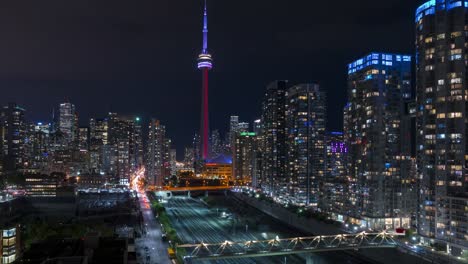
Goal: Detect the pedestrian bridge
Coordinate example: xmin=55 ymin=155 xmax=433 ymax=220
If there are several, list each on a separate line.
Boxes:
xmin=177 ymin=231 xmax=401 ymax=262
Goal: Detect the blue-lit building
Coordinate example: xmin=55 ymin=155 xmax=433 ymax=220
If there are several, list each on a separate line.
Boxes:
xmin=415 ymin=0 xmax=468 ymax=254
xmin=346 ymin=53 xmax=416 ymax=229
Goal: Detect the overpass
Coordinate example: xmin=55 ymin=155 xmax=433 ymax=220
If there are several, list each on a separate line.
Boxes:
xmin=163 ymin=186 xmax=231 ymax=192
xmin=177 ymin=231 xmax=401 ymax=263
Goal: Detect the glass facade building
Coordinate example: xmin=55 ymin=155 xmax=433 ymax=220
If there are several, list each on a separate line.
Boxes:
xmin=146 ymin=119 xmax=166 ymax=186
xmin=261 ymin=80 xmax=289 ymax=197
xmin=347 ymin=53 xmax=415 ymax=229
xmin=321 ymin=132 xmax=349 ymax=215
xmin=415 ymin=0 xmax=468 ymax=253
xmin=0 ymin=103 xmax=26 ymax=171
xmin=286 ymin=83 xmax=326 ymax=207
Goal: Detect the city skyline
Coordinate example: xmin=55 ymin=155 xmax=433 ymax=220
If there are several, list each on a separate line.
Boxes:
xmin=0 ymin=0 xmax=419 ymax=151
xmin=0 ymin=1 xmax=467 ymax=263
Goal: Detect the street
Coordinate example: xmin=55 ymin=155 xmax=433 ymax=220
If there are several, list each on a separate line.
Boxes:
xmin=135 ymin=190 xmax=172 ymax=264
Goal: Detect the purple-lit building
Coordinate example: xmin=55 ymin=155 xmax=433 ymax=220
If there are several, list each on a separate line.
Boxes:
xmin=320 ymin=132 xmax=349 ymax=217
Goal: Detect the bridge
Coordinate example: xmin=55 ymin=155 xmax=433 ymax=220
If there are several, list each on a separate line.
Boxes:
xmin=177 ymin=231 xmax=401 ymax=263
xmin=163 ymin=186 xmax=230 ymax=192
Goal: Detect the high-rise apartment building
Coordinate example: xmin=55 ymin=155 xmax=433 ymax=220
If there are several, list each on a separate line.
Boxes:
xmin=285 ymin=84 xmax=327 ymax=207
xmin=321 ymin=132 xmax=349 ymax=217
xmin=346 ymin=53 xmax=415 ymax=229
xmin=261 ymin=80 xmax=289 ymax=197
xmin=233 ymin=132 xmax=257 ymax=185
xmin=107 ymin=113 xmax=143 ymax=184
xmin=147 ymin=119 xmax=166 ymax=186
xmin=415 ymin=1 xmax=468 ymax=253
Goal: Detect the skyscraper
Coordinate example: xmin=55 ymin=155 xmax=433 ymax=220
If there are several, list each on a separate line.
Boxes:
xmin=197 ymin=0 xmax=213 ymax=161
xmin=107 ymin=113 xmax=142 ymax=184
xmin=210 ymin=129 xmax=222 ymax=158
xmin=147 ymin=119 xmax=166 ymax=186
xmin=321 ymin=132 xmax=348 ymax=217
xmin=286 ymin=84 xmax=326 ymax=207
xmin=78 ymin=127 xmax=89 ymax=151
xmin=347 ymin=53 xmax=415 ymax=229
xmin=89 ymin=118 xmax=109 ymax=174
xmin=261 ymin=80 xmax=289 ymax=197
xmin=0 ymin=103 xmax=26 ymax=171
xmin=58 ymin=102 xmax=77 ymax=144
xmin=415 ymin=1 xmax=468 ymax=253
xmin=184 ymin=147 xmax=195 ymax=168
xmin=233 ymin=132 xmax=257 ymax=185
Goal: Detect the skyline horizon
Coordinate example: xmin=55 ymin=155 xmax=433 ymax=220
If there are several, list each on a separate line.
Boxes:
xmin=1 ymin=0 xmax=419 ymax=156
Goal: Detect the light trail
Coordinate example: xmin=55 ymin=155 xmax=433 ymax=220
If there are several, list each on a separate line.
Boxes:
xmin=130 ymin=166 xmax=146 ymax=192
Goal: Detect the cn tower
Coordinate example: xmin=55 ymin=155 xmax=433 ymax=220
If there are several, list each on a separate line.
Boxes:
xmin=197 ymin=0 xmax=212 ymax=160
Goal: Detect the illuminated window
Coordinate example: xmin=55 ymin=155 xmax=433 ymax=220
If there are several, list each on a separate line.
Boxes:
xmin=448 ymin=112 xmax=462 ymax=118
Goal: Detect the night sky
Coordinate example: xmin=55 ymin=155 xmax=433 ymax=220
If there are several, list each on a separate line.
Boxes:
xmin=0 ymin=0 xmax=420 ymax=153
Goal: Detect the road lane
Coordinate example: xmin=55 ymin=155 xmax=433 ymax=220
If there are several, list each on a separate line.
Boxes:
xmin=136 ymin=191 xmax=171 ymax=264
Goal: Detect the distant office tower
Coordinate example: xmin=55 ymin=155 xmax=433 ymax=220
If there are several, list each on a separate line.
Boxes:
xmin=133 ymin=118 xmax=144 ymax=168
xmin=89 ymin=118 xmax=109 ymax=173
xmin=89 ymin=118 xmax=109 ymax=145
xmin=58 ymin=103 xmax=77 ymax=144
xmin=233 ymin=132 xmax=257 ymax=185
xmin=261 ymin=80 xmax=289 ymax=196
xmin=107 ymin=113 xmax=143 ymax=184
xmin=169 ymin=149 xmax=177 ymax=177
xmin=0 ymin=103 xmax=26 ymax=170
xmin=230 ymin=116 xmax=239 ymax=136
xmin=147 ymin=119 xmax=166 ymax=186
xmin=210 ymin=129 xmax=222 ymax=158
xmin=415 ymin=1 xmax=468 ymax=253
xmin=23 ymin=122 xmax=50 ymax=171
xmin=163 ymin=138 xmax=172 ymax=180
xmin=347 ymin=53 xmax=415 ymax=229
xmin=252 ymin=119 xmax=264 ymax=189
xmin=228 ymin=116 xmax=240 ymax=149
xmin=78 ymin=127 xmax=89 ymax=151
xmin=321 ymin=132 xmax=348 ymax=216
xmin=193 ymin=133 xmax=202 ymax=173
xmin=184 ymin=147 xmax=195 ymax=168
xmin=285 ymin=84 xmax=326 ymax=207
xmin=253 ymin=119 xmax=262 ymax=135
xmin=237 ymin=122 xmax=249 ymax=133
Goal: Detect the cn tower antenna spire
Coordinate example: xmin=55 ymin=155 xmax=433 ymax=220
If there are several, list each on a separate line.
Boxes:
xmin=202 ymin=0 xmax=208 ymax=53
